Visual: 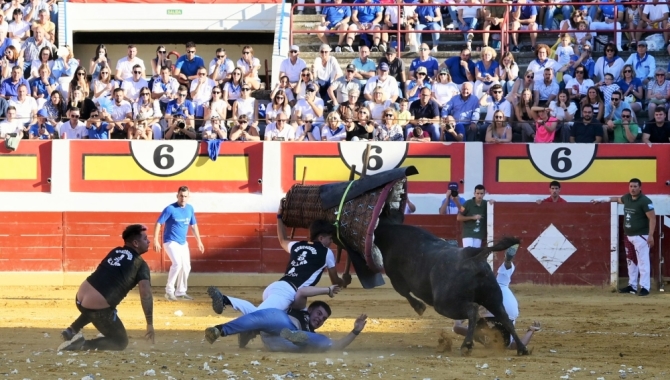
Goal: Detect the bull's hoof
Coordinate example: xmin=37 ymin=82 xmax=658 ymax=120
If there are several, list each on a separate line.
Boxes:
xmin=517 ymin=346 xmax=530 ymax=356
xmin=460 ymin=342 xmax=473 ymax=356
xmin=413 ymin=302 xmax=426 ymax=316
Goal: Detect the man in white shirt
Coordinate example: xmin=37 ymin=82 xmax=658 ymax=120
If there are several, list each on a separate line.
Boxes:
xmin=480 ymin=84 xmax=512 ymax=123
xmin=640 ymin=0 xmax=669 ymax=47
xmin=121 ymin=64 xmax=148 ymax=104
xmin=0 ymin=106 xmax=22 ymax=138
xmin=279 ymin=45 xmax=307 ymax=89
xmin=293 ymin=84 xmax=325 ymax=131
xmin=152 ymin=65 xmax=179 ymax=113
xmin=9 ymin=84 xmax=36 ymax=127
xmin=189 ymin=66 xmax=216 ymax=118
xmin=264 ymin=113 xmax=295 ymax=141
xmin=208 ymin=48 xmax=235 ymax=86
xmin=115 ymin=45 xmax=145 ymax=82
xmin=60 ymin=108 xmax=88 ymax=139
xmin=102 ymin=88 xmax=133 ymax=139
xmin=363 ymin=63 xmax=399 ymax=102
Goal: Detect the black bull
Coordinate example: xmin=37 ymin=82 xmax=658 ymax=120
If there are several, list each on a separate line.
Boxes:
xmin=374 ymin=209 xmax=530 ymax=356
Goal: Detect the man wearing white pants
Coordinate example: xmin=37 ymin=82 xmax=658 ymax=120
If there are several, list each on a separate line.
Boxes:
xmin=457 ymin=184 xmax=494 ymax=248
xmin=154 ymin=186 xmax=204 ymax=301
xmin=593 ymin=178 xmax=655 ymax=296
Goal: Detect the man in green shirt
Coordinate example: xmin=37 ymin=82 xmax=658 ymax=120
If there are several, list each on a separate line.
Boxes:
xmin=607 ymin=109 xmax=640 ymax=143
xmin=592 ymin=178 xmax=655 ymax=296
xmin=457 ymin=184 xmax=493 ymax=248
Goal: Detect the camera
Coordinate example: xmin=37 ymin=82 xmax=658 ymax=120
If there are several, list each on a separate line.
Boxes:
xmin=448 ymin=181 xmax=459 ymax=198
xmin=177 ymin=121 xmax=186 ymax=129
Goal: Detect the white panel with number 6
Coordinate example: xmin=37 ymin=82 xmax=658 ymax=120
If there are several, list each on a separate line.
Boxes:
xmin=129 ymin=141 xmax=200 ymax=177
xmin=338 ymin=142 xmax=409 ymax=176
xmin=527 ymin=144 xmax=598 ymax=180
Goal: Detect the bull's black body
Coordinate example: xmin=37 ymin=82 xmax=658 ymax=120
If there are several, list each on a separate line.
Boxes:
xmin=374 ymin=209 xmax=530 ymax=356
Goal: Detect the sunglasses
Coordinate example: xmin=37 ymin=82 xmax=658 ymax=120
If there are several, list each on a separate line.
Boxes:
xmin=141 ymin=92 xmax=150 ymax=95
xmin=606 ymin=49 xmax=615 ymax=52
xmin=90 ymin=114 xmax=99 ymax=118
xmin=576 ymin=70 xmax=584 ymax=74
xmin=233 ymin=72 xmax=241 ymax=75
xmin=305 ymin=120 xmax=313 ymax=123
xmin=77 ymin=72 xmax=86 ymax=76
xmin=612 ymin=98 xmax=620 ymax=101
xmin=275 ymin=96 xmax=284 ymax=99
xmin=243 ymin=51 xmax=251 ymax=55
xmin=239 ymin=120 xmax=248 ymax=124
xmin=656 ymin=74 xmax=665 ymax=77
xmin=178 ymin=93 xmax=187 ymax=97
xmin=133 ymin=71 xmax=142 ymax=74
xmin=526 ymin=75 xmax=534 ymax=79
xmin=70 ymin=115 xmax=80 ymax=118
xmin=439 ymin=73 xmax=447 ymax=76
xmin=622 ymin=114 xmax=631 ymax=118
xmin=187 ymin=50 xmax=196 ymax=54
xmin=347 ymin=70 xmax=354 ymax=73
xmin=417 ymin=73 xmax=426 ymax=76
xmin=290 ymin=50 xmax=298 ymax=54
xmin=212 ymin=91 xmax=221 ymax=94
xmin=277 ymin=119 xmax=286 ymax=123
xmin=101 ymin=71 xmax=109 ymax=74
xmin=302 ymin=73 xmax=310 ymax=77
xmin=384 ymin=114 xmax=394 ymax=117
xmin=320 ymin=51 xmax=329 ymax=53
xmin=494 ymin=116 xmax=504 ymax=120
xmin=624 ymin=70 xmax=632 ymax=73
xmin=493 ymin=90 xmax=502 ymax=93
xmin=198 ymin=73 xmax=207 ymax=76
xmin=242 ymin=88 xmax=251 ymax=91
xmin=158 ymin=50 xmax=166 ymax=54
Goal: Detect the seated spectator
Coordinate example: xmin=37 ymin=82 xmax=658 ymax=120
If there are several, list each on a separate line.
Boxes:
xmin=590 ymin=0 xmax=623 ymax=52
xmin=1 ymin=45 xmax=21 ymax=79
xmin=406 ymin=66 xmax=432 ymax=103
xmin=51 ymin=45 xmax=78 ymax=93
xmin=115 ymin=45 xmax=145 ymax=83
xmin=209 ymin=47 xmax=235 ymax=87
xmin=526 ymin=45 xmax=558 ymax=80
xmin=514 ymin=88 xmax=536 ymax=142
xmin=409 ymin=86 xmax=441 ymax=140
xmin=345 ymin=0 xmax=384 ymax=52
xmin=432 ymin=67 xmax=459 ymax=108
xmin=440 ymin=48 xmax=475 ymax=90
xmin=509 ymin=0 xmax=538 ymax=53
xmin=328 ymin=64 xmax=359 ymax=109
xmin=316 ymin=0 xmax=351 ymax=52
xmin=414 ymin=0 xmax=442 ymax=52
xmin=89 ymin=44 xmax=109 ymax=81
xmin=363 ymin=63 xmax=399 ymax=102
xmin=598 ymin=73 xmax=620 ymax=106
xmin=295 ymin=67 xmax=318 ymax=101
xmin=148 ymin=45 xmax=172 ymax=80
xmin=8 ymin=9 xmax=29 ymax=49
xmin=121 ymin=64 xmax=147 ymax=104
xmin=606 ymin=108 xmax=639 ymax=143
xmin=279 ymin=45 xmax=306 ymax=88
xmin=346 ymin=106 xmax=375 ymax=141
xmin=382 ymin=0 xmax=418 ymax=53
xmin=479 ymin=83 xmax=511 ymax=129
xmin=237 ymin=45 xmax=261 ymax=90
xmin=337 ymin=88 xmax=362 ymax=117
xmin=132 ymin=87 xmax=162 ymax=140
xmin=474 ymin=47 xmax=499 ymax=98
xmin=549 ymin=89 xmax=578 ymax=142
xmin=43 ymin=89 xmax=65 ymax=130
xmin=0 ymin=14 xmax=7 ymax=42
xmin=565 ymin=64 xmax=594 ymax=102
xmin=0 ymin=106 xmax=21 ymax=138
xmin=66 ymin=66 xmax=90 ymax=101
xmin=1 ymin=65 xmax=28 ymax=99
xmin=223 ymin=68 xmax=244 ymax=110
xmin=152 ymin=65 xmax=179 ymax=113
xmin=457 ymin=0 xmax=481 ymax=51
xmin=507 ymin=71 xmax=535 ymax=105
xmin=351 ymin=45 xmax=376 ymax=89
xmin=580 ymin=86 xmax=604 ymax=123
xmin=442 ymin=82 xmax=479 ymax=141
xmin=31 ymin=9 xmax=54 ymax=44
xmin=496 ymin=52 xmax=518 ymax=96
xmin=570 ymin=105 xmax=603 ymax=143
xmin=378 ymin=47 xmax=406 ymax=96
xmin=265 ymin=89 xmax=292 ymax=124
xmin=605 ymin=90 xmax=636 ymax=126
xmin=409 ymin=44 xmax=439 ymax=81
xmin=60 ymin=107 xmax=87 ymax=139
xmin=638 ymin=0 xmax=669 ymax=50
xmin=29 ymin=46 xmax=52 ymax=80
xmin=482 ymin=0 xmax=507 ymax=49
xmin=367 ymin=86 xmax=394 ymax=123
xmin=271 ymin=75 xmax=296 ymax=107
xmin=293 ymin=83 xmax=324 ymax=132
xmin=201 ymin=115 xmax=227 ymax=141
xmin=374 ymin=107 xmax=403 ymax=141
xmin=543 ymin=0 xmax=573 ymax=32
xmin=9 ymin=83 xmax=36 ymax=127
xmin=313 ymin=44 xmax=341 ymax=101
xmin=624 ymin=41 xmax=654 ymax=88
xmin=31 ymin=63 xmax=55 ymax=109
xmin=232 ymin=83 xmax=259 ymax=129
xmin=406 ymin=125 xmax=431 ymax=141
xmin=321 ymin=111 xmax=347 ymax=141
xmin=529 ymin=106 xmax=558 ymax=143
xmin=173 ymin=42 xmax=204 ymax=86
xmin=104 ymin=88 xmax=134 ymax=139
xmin=642 ymin=107 xmax=670 ymax=143
xmin=484 ymin=110 xmax=512 ymax=143
xmin=67 ymin=86 xmax=96 ymax=120
xmin=533 ymin=68 xmax=559 ymax=107
xmin=189 ymin=66 xmax=216 ymax=119
xmin=229 ymin=114 xmax=261 ymax=141
xmin=91 ymin=64 xmax=114 ymax=104
xmin=164 ymin=116 xmax=196 ymax=140
xmin=265 ymin=113 xmax=294 ymax=141
xmin=85 ymin=110 xmax=112 ymax=140
xmin=201 ymin=86 xmax=227 ymax=135
xmin=29 ymin=108 xmax=54 ymax=139
xmin=294 ymin=118 xmax=321 ymax=141
xmin=646 ymin=69 xmax=670 ymax=120
xmin=593 ymin=43 xmax=624 ymax=82
xmin=439 ymin=114 xmax=465 ymax=142
xmin=24 ymin=1 xmax=50 ymax=24
xmin=617 ymin=64 xmax=643 ymax=113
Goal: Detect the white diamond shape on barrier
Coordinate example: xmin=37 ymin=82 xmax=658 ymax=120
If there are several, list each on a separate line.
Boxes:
xmin=527 ymin=224 xmax=577 ymax=275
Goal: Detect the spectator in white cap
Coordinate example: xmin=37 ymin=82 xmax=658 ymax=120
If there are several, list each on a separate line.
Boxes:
xmin=279 ymin=45 xmax=307 ymax=89
xmin=363 ymin=62 xmax=399 ymax=103
xmin=328 ymin=64 xmax=360 ymax=109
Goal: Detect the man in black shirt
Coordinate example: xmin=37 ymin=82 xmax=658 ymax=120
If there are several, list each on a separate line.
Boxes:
xmin=570 ymin=104 xmax=603 ymax=143
xmin=58 ymin=224 xmax=154 ymax=351
xmin=408 ymin=87 xmax=441 ymax=140
xmin=377 ymin=47 xmax=406 ymax=96
xmin=642 ymin=107 xmax=670 ymax=143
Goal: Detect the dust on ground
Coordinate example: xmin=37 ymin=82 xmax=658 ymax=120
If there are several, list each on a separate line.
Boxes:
xmin=1 ymin=284 xmax=669 ymax=379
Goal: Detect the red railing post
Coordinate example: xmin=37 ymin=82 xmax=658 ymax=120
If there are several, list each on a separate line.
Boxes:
xmin=397 ymin=3 xmax=402 ymax=58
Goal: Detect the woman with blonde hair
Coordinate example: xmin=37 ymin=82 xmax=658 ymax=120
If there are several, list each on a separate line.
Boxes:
xmin=52 ymin=45 xmax=79 ymax=97
xmin=485 ymin=110 xmax=512 ymax=143
xmin=132 ymin=86 xmax=162 ymax=140
xmin=496 ymin=51 xmax=519 ymax=96
xmin=32 ymin=63 xmax=56 ymax=109
xmin=367 ymin=86 xmax=393 ymax=124
xmin=321 ymin=111 xmax=347 ymax=141
xmin=236 ymin=45 xmax=261 ymax=90
xmin=474 ymin=46 xmax=500 ymax=98
xmin=432 ymin=68 xmax=459 ymax=107
xmin=375 ymin=107 xmax=404 ymax=141
xmin=91 ymin=64 xmax=114 ymax=103
xmin=617 ymin=64 xmax=643 ymax=113
xmin=514 ymin=88 xmax=536 ymax=142
xmin=507 ymin=70 xmax=535 ymax=105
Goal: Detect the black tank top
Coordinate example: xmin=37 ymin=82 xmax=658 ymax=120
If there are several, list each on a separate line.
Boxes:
xmin=287 ymin=308 xmax=315 ymax=332
xmin=279 ymin=241 xmax=329 ymax=289
xmin=87 ymin=246 xmax=151 ymax=308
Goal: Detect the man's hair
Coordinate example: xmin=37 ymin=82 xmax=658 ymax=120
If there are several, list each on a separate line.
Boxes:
xmin=604 ymin=73 xmax=614 ymax=79
xmin=490 ymin=83 xmax=503 ymax=92
xmin=177 ymin=185 xmax=189 ymax=193
xmin=309 ymin=220 xmax=335 ymax=241
xmin=399 ymin=98 xmax=409 ymax=104
xmin=6 ymin=105 xmax=15 ymax=112
xmin=630 ymin=178 xmax=642 ymax=186
xmin=68 ymin=106 xmax=80 ymax=114
xmin=127 ymin=44 xmax=136 ymax=49
xmin=474 ymin=184 xmax=486 ymax=192
xmin=216 ymin=47 xmax=225 ymax=54
xmin=132 ymin=64 xmax=142 ymax=71
xmin=655 ymin=107 xmax=667 ymax=115
xmin=122 ymin=224 xmax=147 ymax=242
xmin=113 ymin=87 xmax=124 ymax=95
xmin=581 ymin=104 xmax=593 ymax=112
xmin=178 ymin=84 xmax=188 ymax=92
xmin=613 ymin=90 xmax=623 ymax=97
xmin=161 ymin=65 xmax=171 ymax=72
xmin=186 ymin=41 xmax=196 ymax=48
xmin=308 ymin=300 xmax=332 ymax=317
xmin=549 ymin=181 xmax=561 ymax=188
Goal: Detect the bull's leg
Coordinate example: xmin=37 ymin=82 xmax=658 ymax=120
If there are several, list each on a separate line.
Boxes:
xmin=387 ymin=275 xmax=426 ymax=316
xmin=485 ymin=303 xmax=530 ymax=356
xmin=457 ymin=303 xmax=479 ymax=356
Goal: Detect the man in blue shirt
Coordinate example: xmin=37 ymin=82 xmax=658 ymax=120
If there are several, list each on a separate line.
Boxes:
xmin=317 ymin=0 xmax=351 ymax=52
xmin=155 ymin=186 xmax=204 ymax=301
xmin=624 ymin=41 xmax=655 ymax=86
xmin=441 ymin=82 xmax=481 ymax=141
xmin=591 ymin=0 xmax=624 ymax=51
xmin=28 ymin=109 xmax=54 ymax=139
xmin=440 ymin=48 xmax=475 ymax=87
xmin=165 ymin=85 xmax=196 ymax=139
xmin=85 ymin=109 xmax=112 ymax=139
xmin=174 ymin=42 xmax=206 ymax=86
xmin=408 ymin=44 xmax=439 ymax=81
xmin=509 ymin=1 xmax=538 ymax=53
xmin=345 ymin=0 xmax=384 ymax=52
xmin=0 ymin=66 xmax=30 ymax=100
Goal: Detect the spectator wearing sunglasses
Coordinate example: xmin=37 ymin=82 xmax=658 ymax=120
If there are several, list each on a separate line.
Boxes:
xmin=229 ymin=114 xmax=261 ymax=141
xmin=165 ymin=85 xmax=195 ymax=129
xmin=605 ymin=90 xmax=637 ymax=126
xmin=328 ymin=64 xmax=359 ymax=109
xmin=115 ymin=45 xmax=145 ymax=82
xmin=121 ymin=64 xmax=148 ymax=104
xmin=237 ymin=45 xmax=261 ymax=90
xmin=133 ymin=86 xmax=162 ymax=140
xmin=321 ymin=111 xmax=347 ymax=141
xmin=279 ymin=45 xmax=307 ymax=89
xmin=209 ymin=48 xmax=235 ymax=86
xmin=265 ymin=112 xmax=294 ymax=141
xmin=293 ymin=83 xmax=324 ymax=132
xmin=174 ymin=42 xmax=205 ymax=86
xmin=150 ymin=45 xmax=172 ymax=78
xmin=606 ymin=109 xmax=639 ymax=143
xmin=232 ymin=82 xmax=259 ymax=129
xmin=84 ymin=110 xmax=112 ymax=140
xmin=152 ymin=65 xmax=180 ymax=113
xmin=59 ymin=107 xmax=88 ymax=139
xmin=190 ymin=66 xmax=216 ymax=119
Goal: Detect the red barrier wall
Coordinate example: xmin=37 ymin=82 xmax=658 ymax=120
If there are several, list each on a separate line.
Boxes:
xmin=0 ymin=141 xmax=51 ymax=192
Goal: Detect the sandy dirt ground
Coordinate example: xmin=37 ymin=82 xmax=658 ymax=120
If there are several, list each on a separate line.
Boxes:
xmin=1 ymin=284 xmax=669 ymax=380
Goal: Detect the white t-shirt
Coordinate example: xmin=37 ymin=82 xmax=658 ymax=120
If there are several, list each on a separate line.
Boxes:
xmin=265 ymin=122 xmax=295 ymax=141
xmin=266 ymin=104 xmax=292 ymax=122
xmin=321 ymin=124 xmax=347 ymax=141
xmin=280 ymin=57 xmax=307 ymax=84
xmin=111 ymin=100 xmax=133 ymax=121
xmin=9 ymin=97 xmax=37 ymax=122
xmin=121 ymin=78 xmax=148 ymax=103
xmin=208 ymin=58 xmax=235 ymax=81
xmin=364 ymin=75 xmax=400 ymax=100
xmin=432 ymin=82 xmax=459 ymax=107
xmin=235 ymin=97 xmax=257 ymax=123
xmin=116 ymin=57 xmax=146 ymax=81
xmin=237 ymin=57 xmax=261 ymax=80
xmin=189 ymin=77 xmax=216 ymax=106
xmin=60 ymin=120 xmax=88 ymax=139
xmin=565 ymin=78 xmax=594 ymax=97
xmin=643 ymin=3 xmax=669 ymax=21
xmin=484 ymin=96 xmax=512 ymax=121
xmin=460 ymin=4 xmax=481 ymax=18
xmin=313 ymin=56 xmax=342 ymax=83
xmin=549 ymin=100 xmax=578 ymax=124
xmin=294 ymin=98 xmax=325 ymax=124
xmin=0 ymin=119 xmax=22 ymax=136
xmin=369 ymin=100 xmax=392 ymax=124
xmin=555 ymin=45 xmax=574 ymax=67
xmin=8 ymin=20 xmax=30 ymax=44
xmin=0 ymin=20 xmax=9 ymax=40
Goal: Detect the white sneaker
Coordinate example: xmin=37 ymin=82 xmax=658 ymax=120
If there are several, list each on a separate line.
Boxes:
xmin=431 ymin=46 xmax=438 ymax=53
xmin=409 ymin=44 xmax=418 ymax=53
xmin=445 ymin=23 xmax=455 ymax=29
xmin=467 ymin=33 xmax=474 ymax=42
xmin=177 ymin=294 xmax=194 ymax=301
xmin=164 ymin=293 xmax=177 ymax=301
xmin=335 ymin=46 xmax=342 ymax=53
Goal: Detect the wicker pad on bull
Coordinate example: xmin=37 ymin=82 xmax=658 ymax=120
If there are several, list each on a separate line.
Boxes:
xmin=282 ymin=185 xmax=334 ymax=229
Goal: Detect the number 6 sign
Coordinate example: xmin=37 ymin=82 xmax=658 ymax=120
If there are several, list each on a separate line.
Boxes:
xmin=527 ymin=144 xmax=598 ymax=180
xmin=130 ymin=140 xmax=200 ymax=177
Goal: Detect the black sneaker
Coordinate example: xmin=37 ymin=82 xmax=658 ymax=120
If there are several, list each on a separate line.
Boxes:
xmin=511 ymin=45 xmax=520 ymax=53
xmin=57 ymin=333 xmax=85 ymax=351
xmin=638 ymin=288 xmax=650 ymax=296
xmin=207 ymin=286 xmax=226 ymax=314
xmin=618 ymin=285 xmax=636 ymax=294
xmin=205 ymin=327 xmax=222 ymax=344
xmin=60 ymin=327 xmax=76 ymax=341
xmin=630 ymin=41 xmax=637 ymax=50
xmin=238 ymin=330 xmax=258 ymax=348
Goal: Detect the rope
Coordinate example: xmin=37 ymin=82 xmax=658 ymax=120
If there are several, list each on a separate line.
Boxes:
xmin=334 ymin=180 xmax=355 ymax=242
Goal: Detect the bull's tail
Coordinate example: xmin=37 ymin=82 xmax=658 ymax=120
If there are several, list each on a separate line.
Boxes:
xmin=470 ymin=236 xmax=521 ymax=262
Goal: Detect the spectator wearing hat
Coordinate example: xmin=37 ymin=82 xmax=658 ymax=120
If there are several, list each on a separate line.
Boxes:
xmin=28 ymin=108 xmax=54 ymax=139
xmin=313 ymin=44 xmax=342 ymax=102
xmin=363 ymin=63 xmax=399 ymax=103
xmin=408 ymin=86 xmax=441 ymax=141
xmin=624 ymin=40 xmax=655 ymax=87
xmin=440 ymin=48 xmax=475 ymax=90
xmin=377 ymin=47 xmax=406 ymax=96
xmin=279 ymin=45 xmax=307 ymax=89
xmin=316 ymin=0 xmax=351 ymax=52
xmin=328 ymin=64 xmax=360 ymax=108
xmin=406 ymin=66 xmax=432 ymax=103
xmin=351 ymin=45 xmax=376 ymax=90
